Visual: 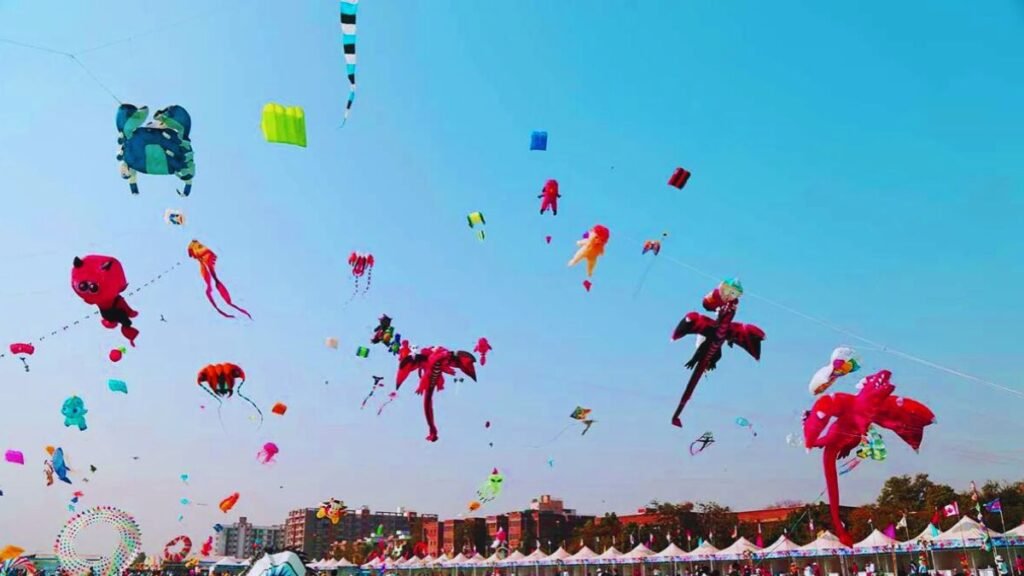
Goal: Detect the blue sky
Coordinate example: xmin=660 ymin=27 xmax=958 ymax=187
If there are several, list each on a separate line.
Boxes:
xmin=1 ymin=0 xmax=1023 ymax=555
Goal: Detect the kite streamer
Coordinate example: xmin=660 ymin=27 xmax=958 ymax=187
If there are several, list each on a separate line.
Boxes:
xmin=54 ymin=506 xmax=142 ymax=576
xmin=340 ymin=0 xmax=358 ymax=125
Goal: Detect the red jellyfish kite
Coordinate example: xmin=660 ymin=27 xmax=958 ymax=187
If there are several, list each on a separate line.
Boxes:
xmin=803 ymin=369 xmax=935 ymax=546
xmin=197 ymin=363 xmax=263 ymax=427
xmin=71 ymin=255 xmax=139 ymax=346
xmin=347 ymin=252 xmax=374 ymax=300
xmin=670 ymin=279 xmax=764 ymax=427
xmin=396 ymin=346 xmax=477 ymax=442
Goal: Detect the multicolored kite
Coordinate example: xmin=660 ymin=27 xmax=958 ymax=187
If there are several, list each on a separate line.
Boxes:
xmin=340 ymin=0 xmax=358 ymax=125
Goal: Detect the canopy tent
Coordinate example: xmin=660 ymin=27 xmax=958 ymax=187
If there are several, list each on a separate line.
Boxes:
xmin=717 ymin=537 xmax=762 ymax=560
xmin=853 ymin=530 xmax=900 ymax=553
xmin=800 ymin=531 xmax=851 ymax=556
xmin=762 ymin=535 xmax=804 ymax=559
xmin=547 ymin=547 xmax=572 ymax=561
xmin=597 ymin=547 xmax=623 ymax=562
xmin=441 ymin=553 xmax=468 ymax=567
xmin=497 ymin=551 xmax=526 ymax=566
xmin=520 ymin=549 xmax=549 ymax=564
xmin=566 ymin=546 xmax=599 ymax=565
xmin=932 ymin=516 xmax=1004 ymax=549
xmin=620 ymin=545 xmax=655 ymax=561
xmin=686 ymin=541 xmax=721 ymax=561
xmin=651 ymin=543 xmax=688 ymax=562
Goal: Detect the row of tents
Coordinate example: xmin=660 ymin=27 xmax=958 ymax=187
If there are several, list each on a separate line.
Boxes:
xmin=343 ymin=517 xmax=1023 ymax=570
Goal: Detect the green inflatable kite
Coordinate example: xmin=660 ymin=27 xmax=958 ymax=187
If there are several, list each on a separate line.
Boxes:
xmin=261 ymin=103 xmax=307 ymax=147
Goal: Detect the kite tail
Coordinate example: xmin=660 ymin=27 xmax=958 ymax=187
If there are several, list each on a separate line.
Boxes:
xmin=363 ymin=267 xmax=372 ymax=294
xmin=672 ymin=358 xmax=708 ymax=427
xmin=823 ymin=445 xmax=853 ymax=546
xmin=237 ymin=390 xmax=264 ymax=429
xmin=201 ymin=266 xmax=234 ymax=318
xmin=423 ymin=385 xmax=438 ymax=442
xmin=209 ymin=269 xmax=252 ymax=319
xmin=340 ymin=0 xmax=358 ymax=126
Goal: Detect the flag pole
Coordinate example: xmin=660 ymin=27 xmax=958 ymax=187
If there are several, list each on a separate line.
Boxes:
xmin=998 ymin=508 xmax=1014 ymax=576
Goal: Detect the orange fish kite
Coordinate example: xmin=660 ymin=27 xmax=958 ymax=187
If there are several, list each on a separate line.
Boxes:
xmin=187 ymin=240 xmax=252 ymax=319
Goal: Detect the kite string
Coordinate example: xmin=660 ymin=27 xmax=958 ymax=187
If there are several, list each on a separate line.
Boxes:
xmin=621 ymin=232 xmax=1023 ymax=400
xmin=0 ymin=261 xmax=182 ymax=359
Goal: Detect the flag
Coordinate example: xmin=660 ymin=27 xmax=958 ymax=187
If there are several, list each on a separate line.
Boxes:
xmin=685 ymin=530 xmax=692 ymax=543
xmin=809 ymin=517 xmax=815 ymax=532
xmin=984 ymin=499 xmax=1002 ymax=513
xmin=732 ymin=525 xmax=738 ymax=539
xmin=944 ymin=502 xmax=960 ymax=517
xmin=884 ymin=524 xmax=897 ymax=539
xmin=896 ymin=515 xmax=908 ymax=529
xmin=930 ymin=525 xmax=940 ymax=537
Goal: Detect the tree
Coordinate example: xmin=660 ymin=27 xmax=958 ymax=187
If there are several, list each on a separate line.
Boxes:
xmin=695 ymin=502 xmax=737 ymax=549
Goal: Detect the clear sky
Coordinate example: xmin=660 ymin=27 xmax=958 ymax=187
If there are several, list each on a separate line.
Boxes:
xmin=1 ymin=0 xmax=1022 ymax=556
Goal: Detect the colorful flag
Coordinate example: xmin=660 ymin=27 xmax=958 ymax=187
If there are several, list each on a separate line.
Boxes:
xmin=884 ymin=524 xmax=897 ymax=539
xmin=896 ymin=515 xmax=908 ymax=529
xmin=756 ymin=522 xmax=763 ymax=548
xmin=984 ymin=499 xmax=1002 ymax=513
xmin=944 ymin=502 xmax=960 ymax=517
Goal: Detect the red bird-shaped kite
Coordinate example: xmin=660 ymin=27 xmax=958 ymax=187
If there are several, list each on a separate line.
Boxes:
xmin=670 ymin=279 xmax=764 ymax=427
xmin=396 ymin=346 xmax=477 ymax=442
xmin=803 ymin=369 xmax=935 ymax=546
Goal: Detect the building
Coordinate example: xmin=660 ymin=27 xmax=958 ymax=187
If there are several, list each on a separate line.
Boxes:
xmin=214 ymin=517 xmax=285 ymax=558
xmin=488 ymin=495 xmax=593 ymax=553
xmin=285 ymin=505 xmax=436 ymax=559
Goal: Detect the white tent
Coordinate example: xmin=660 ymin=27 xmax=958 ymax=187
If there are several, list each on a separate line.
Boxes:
xmin=717 ymin=537 xmax=763 ymax=560
xmin=762 ymin=535 xmax=803 ymax=559
xmin=567 ymin=546 xmax=599 ymax=564
xmin=442 ymin=553 xmax=468 ymax=567
xmin=498 ymin=551 xmax=526 ymax=566
xmin=597 ymin=547 xmax=623 ymax=562
xmin=853 ymin=530 xmax=900 ymax=552
xmin=685 ymin=541 xmax=720 ymax=561
xmin=651 ymin=543 xmax=688 ymax=561
xmin=544 ymin=548 xmax=572 ymax=563
xmin=932 ymin=516 xmax=1003 ymax=549
xmin=520 ymin=549 xmax=549 ymax=563
xmin=800 ymin=531 xmax=850 ymax=555
xmin=465 ymin=553 xmax=487 ymax=565
xmin=620 ymin=545 xmax=655 ymax=561
xmin=1004 ymin=523 xmax=1024 ymax=542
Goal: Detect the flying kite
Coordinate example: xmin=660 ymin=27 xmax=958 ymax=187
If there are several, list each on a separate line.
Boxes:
xmin=4 ymin=451 xmax=24 ymax=466
xmin=257 ymin=442 xmax=279 ymax=464
xmin=802 ymin=369 xmax=935 ymax=546
xmin=271 ymin=402 xmax=288 ymax=416
xmin=8 ymin=343 xmax=33 ymax=372
xmin=689 ymin=431 xmax=715 ymax=455
xmin=396 ymin=346 xmax=477 ymax=442
xmin=668 ymin=167 xmax=691 ymax=189
xmin=670 ymin=279 xmax=765 ymax=427
xmin=347 ymin=252 xmax=374 ymax=300
xmin=539 ymin=179 xmax=560 ymax=215
xmin=325 ymin=337 xmax=339 ymax=349
xmin=61 ymin=396 xmax=88 ymax=431
xmin=116 ymin=104 xmax=194 ymax=196
xmin=569 ymin=406 xmax=596 ymax=435
xmin=568 ymin=225 xmax=610 ymax=279
xmin=467 ymin=212 xmax=486 ymax=241
xmin=809 ymin=347 xmax=861 ymax=395
xmin=340 ymin=0 xmax=358 ymax=125
xmin=317 ymin=498 xmax=348 ymax=524
xmin=71 ymin=255 xmax=139 ymax=346
xmin=164 ymin=209 xmax=186 ymax=226
xmin=361 ymin=376 xmax=385 ymax=409
xmin=475 ymin=468 xmax=504 ymax=504
xmin=187 ymin=240 xmax=252 ymax=319
xmin=467 ymin=501 xmax=481 ymax=512
xmin=219 ymin=492 xmax=240 ymax=513
xmin=474 ymin=338 xmax=492 ymax=366
xmin=45 ymin=447 xmax=71 ymax=486
xmin=196 ymin=363 xmax=263 ymax=427
xmin=108 ymin=380 xmax=128 ymax=394
xmin=642 ymin=237 xmax=665 ymax=256
xmin=735 ymin=417 xmax=757 ymax=437
xmin=261 ymin=103 xmax=307 ymax=147
xmin=530 ymin=131 xmax=548 ymax=151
